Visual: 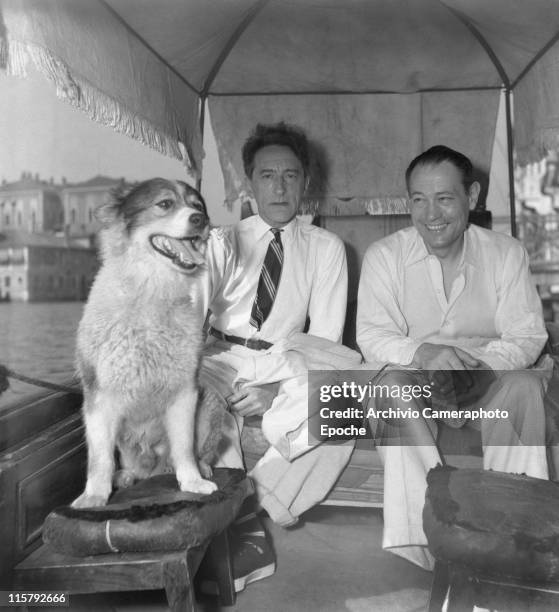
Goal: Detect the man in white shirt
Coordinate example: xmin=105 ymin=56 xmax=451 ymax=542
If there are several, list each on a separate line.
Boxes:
xmin=200 ymin=123 xmax=355 ymax=593
xmin=356 ymin=145 xmax=550 ymax=571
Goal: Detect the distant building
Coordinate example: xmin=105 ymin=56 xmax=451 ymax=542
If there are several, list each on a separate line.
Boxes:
xmin=0 ymin=172 xmax=64 ymax=233
xmin=0 ymin=173 xmax=127 ymax=301
xmin=0 ymin=230 xmax=98 ymax=302
xmin=516 ymin=152 xmax=559 ymax=263
xmin=61 ymin=175 xmax=124 ymax=239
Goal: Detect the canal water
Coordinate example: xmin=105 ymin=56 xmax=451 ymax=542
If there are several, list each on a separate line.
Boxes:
xmin=0 ymin=302 xmax=84 ymax=408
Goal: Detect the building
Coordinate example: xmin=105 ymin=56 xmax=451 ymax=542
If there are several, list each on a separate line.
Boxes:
xmin=0 ymin=230 xmax=98 ymax=302
xmin=61 ymin=175 xmax=124 ymax=240
xmin=0 ymin=173 xmax=64 ymax=234
xmin=0 ymin=172 xmax=129 ymax=301
xmin=0 ymin=172 xmax=127 ymax=243
xmin=515 ymin=152 xmax=559 ymax=264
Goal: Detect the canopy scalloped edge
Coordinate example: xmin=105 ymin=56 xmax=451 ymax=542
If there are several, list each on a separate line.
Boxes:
xmin=0 ymin=35 xmax=194 ymax=173
xmin=315 ymin=196 xmax=410 ymax=216
xmin=228 ymin=194 xmax=409 ymax=216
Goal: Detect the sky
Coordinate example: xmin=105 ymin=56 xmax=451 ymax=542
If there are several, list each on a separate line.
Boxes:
xmin=0 ymin=67 xmax=236 ymax=225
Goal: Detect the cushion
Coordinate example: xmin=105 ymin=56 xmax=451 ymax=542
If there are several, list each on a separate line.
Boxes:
xmin=42 ymin=468 xmax=249 ymax=557
xmin=423 ymin=465 xmax=559 ymax=582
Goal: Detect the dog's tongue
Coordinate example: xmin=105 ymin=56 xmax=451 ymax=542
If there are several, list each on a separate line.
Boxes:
xmin=151 ymin=234 xmax=207 ymax=268
xmin=170 ymin=236 xmax=206 ymax=265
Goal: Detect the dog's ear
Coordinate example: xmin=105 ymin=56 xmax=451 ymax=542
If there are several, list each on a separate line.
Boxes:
xmin=178 ymin=182 xmax=208 ymax=218
xmin=95 ymin=181 xmax=136 ymax=227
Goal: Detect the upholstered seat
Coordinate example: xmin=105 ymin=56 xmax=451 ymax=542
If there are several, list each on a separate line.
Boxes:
xmin=424 ymin=465 xmax=559 ymax=611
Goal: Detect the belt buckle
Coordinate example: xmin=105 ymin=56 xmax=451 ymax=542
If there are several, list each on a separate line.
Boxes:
xmin=246 ymin=337 xmax=262 ymax=350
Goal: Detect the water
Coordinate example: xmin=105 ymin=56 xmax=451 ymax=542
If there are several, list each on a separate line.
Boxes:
xmin=0 ymin=302 xmax=84 ymax=407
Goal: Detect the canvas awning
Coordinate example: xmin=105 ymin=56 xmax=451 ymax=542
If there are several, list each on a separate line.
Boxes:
xmin=0 ymin=0 xmax=203 ymax=171
xmin=209 ymin=91 xmax=499 ymax=213
xmin=2 ymin=0 xmax=559 ymax=216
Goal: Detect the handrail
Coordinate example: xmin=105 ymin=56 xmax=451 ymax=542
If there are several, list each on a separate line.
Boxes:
xmin=0 ymin=364 xmax=81 ymax=396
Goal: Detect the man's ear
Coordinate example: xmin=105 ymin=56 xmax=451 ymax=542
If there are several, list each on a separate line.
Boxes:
xmin=468 ymin=181 xmax=481 ymax=208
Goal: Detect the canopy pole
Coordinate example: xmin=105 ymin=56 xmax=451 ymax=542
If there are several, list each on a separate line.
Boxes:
xmin=201 ymin=0 xmax=271 ymax=96
xmin=100 ymin=0 xmax=199 ymax=95
xmin=504 ymin=87 xmax=517 ymax=237
xmin=197 ymin=95 xmax=207 ymax=192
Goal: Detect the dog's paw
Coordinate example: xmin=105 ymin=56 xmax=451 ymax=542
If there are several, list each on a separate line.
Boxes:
xmin=114 ymin=469 xmax=136 ymax=489
xmin=178 ymin=476 xmax=218 ymax=495
xmin=71 ymin=492 xmax=109 ymax=508
xmin=198 ymin=460 xmax=213 ymax=479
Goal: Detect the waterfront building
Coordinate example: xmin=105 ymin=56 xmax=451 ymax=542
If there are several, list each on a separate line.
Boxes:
xmin=0 ymin=230 xmax=98 ymax=302
xmin=61 ymin=175 xmax=124 ymax=242
xmin=0 ymin=172 xmax=127 ymax=301
xmin=0 ymin=173 xmax=63 ymax=233
xmin=515 ymin=158 xmax=550 ymax=215
xmin=516 ymin=152 xmax=559 ymax=264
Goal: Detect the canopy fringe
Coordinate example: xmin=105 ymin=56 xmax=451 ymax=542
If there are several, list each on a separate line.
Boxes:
xmin=314 ymin=196 xmax=409 ymax=216
xmin=1 ymin=36 xmax=192 ymax=170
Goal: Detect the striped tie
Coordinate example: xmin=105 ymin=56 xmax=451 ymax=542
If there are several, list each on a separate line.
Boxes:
xmin=250 ymin=228 xmax=284 ymax=330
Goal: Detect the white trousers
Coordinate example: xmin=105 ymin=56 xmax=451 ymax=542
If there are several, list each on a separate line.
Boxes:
xmin=201 ymin=338 xmax=355 ymax=526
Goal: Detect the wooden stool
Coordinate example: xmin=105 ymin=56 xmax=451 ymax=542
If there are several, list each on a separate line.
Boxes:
xmin=424 ymin=466 xmax=559 ymax=612
xmin=429 ymin=560 xmax=559 ymax=611
xmin=12 ymin=469 xmax=248 ymax=610
xmin=13 ymin=543 xmax=206 ymax=611
xmin=13 ymin=522 xmax=234 ymax=612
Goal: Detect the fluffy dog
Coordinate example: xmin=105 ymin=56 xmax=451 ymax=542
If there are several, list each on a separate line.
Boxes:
xmin=72 ymin=178 xmax=222 ymax=508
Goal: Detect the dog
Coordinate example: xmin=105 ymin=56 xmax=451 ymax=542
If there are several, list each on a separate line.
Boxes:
xmin=72 ymin=178 xmax=222 ymax=508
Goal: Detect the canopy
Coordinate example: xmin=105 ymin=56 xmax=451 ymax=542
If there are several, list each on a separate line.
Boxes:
xmin=2 ymin=0 xmax=559 ymax=219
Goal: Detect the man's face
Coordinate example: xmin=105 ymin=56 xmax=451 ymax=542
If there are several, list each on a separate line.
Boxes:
xmin=249 ymin=144 xmax=306 ymax=228
xmin=408 ymin=161 xmax=480 ymax=259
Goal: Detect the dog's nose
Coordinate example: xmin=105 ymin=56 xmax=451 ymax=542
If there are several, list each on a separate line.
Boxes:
xmin=189 ymin=213 xmax=207 ymax=229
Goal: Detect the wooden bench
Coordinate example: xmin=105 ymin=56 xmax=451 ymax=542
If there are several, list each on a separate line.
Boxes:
xmin=12 ymin=544 xmax=209 ymax=612
xmin=0 ymin=386 xmax=86 ymax=588
xmin=311 ymin=213 xmax=486 ymax=506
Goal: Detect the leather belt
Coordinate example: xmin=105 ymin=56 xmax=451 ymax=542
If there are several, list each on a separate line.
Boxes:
xmin=209 ymin=327 xmax=273 ymax=351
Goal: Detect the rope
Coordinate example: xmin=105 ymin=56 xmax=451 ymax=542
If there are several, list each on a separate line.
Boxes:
xmin=0 ymin=364 xmax=81 ymax=395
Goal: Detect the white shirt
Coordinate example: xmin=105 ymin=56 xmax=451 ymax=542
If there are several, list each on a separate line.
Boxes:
xmin=357 ymin=224 xmax=547 ymax=370
xmin=204 ymin=215 xmax=348 ymax=343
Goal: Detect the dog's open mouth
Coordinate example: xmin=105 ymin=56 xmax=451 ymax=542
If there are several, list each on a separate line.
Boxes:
xmin=149 ymin=234 xmax=207 ymax=271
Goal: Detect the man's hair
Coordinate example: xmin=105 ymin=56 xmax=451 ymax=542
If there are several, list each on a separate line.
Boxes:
xmin=405 ymin=145 xmax=474 ymax=192
xmin=242 ymin=122 xmax=310 ymax=178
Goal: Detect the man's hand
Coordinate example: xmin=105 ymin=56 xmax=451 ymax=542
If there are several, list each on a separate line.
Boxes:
xmin=412 ymin=343 xmax=479 ymax=412
xmin=227 ymin=383 xmax=279 ymax=418
xmin=411 ymin=344 xmax=496 ymax=413
xmin=411 ymin=343 xmax=480 ymax=371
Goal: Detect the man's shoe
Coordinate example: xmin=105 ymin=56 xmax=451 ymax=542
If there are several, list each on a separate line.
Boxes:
xmin=232 ymin=532 xmax=276 ymax=592
xmin=200 ymin=531 xmax=276 ymax=595
xmin=231 ymin=512 xmax=265 ymax=537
